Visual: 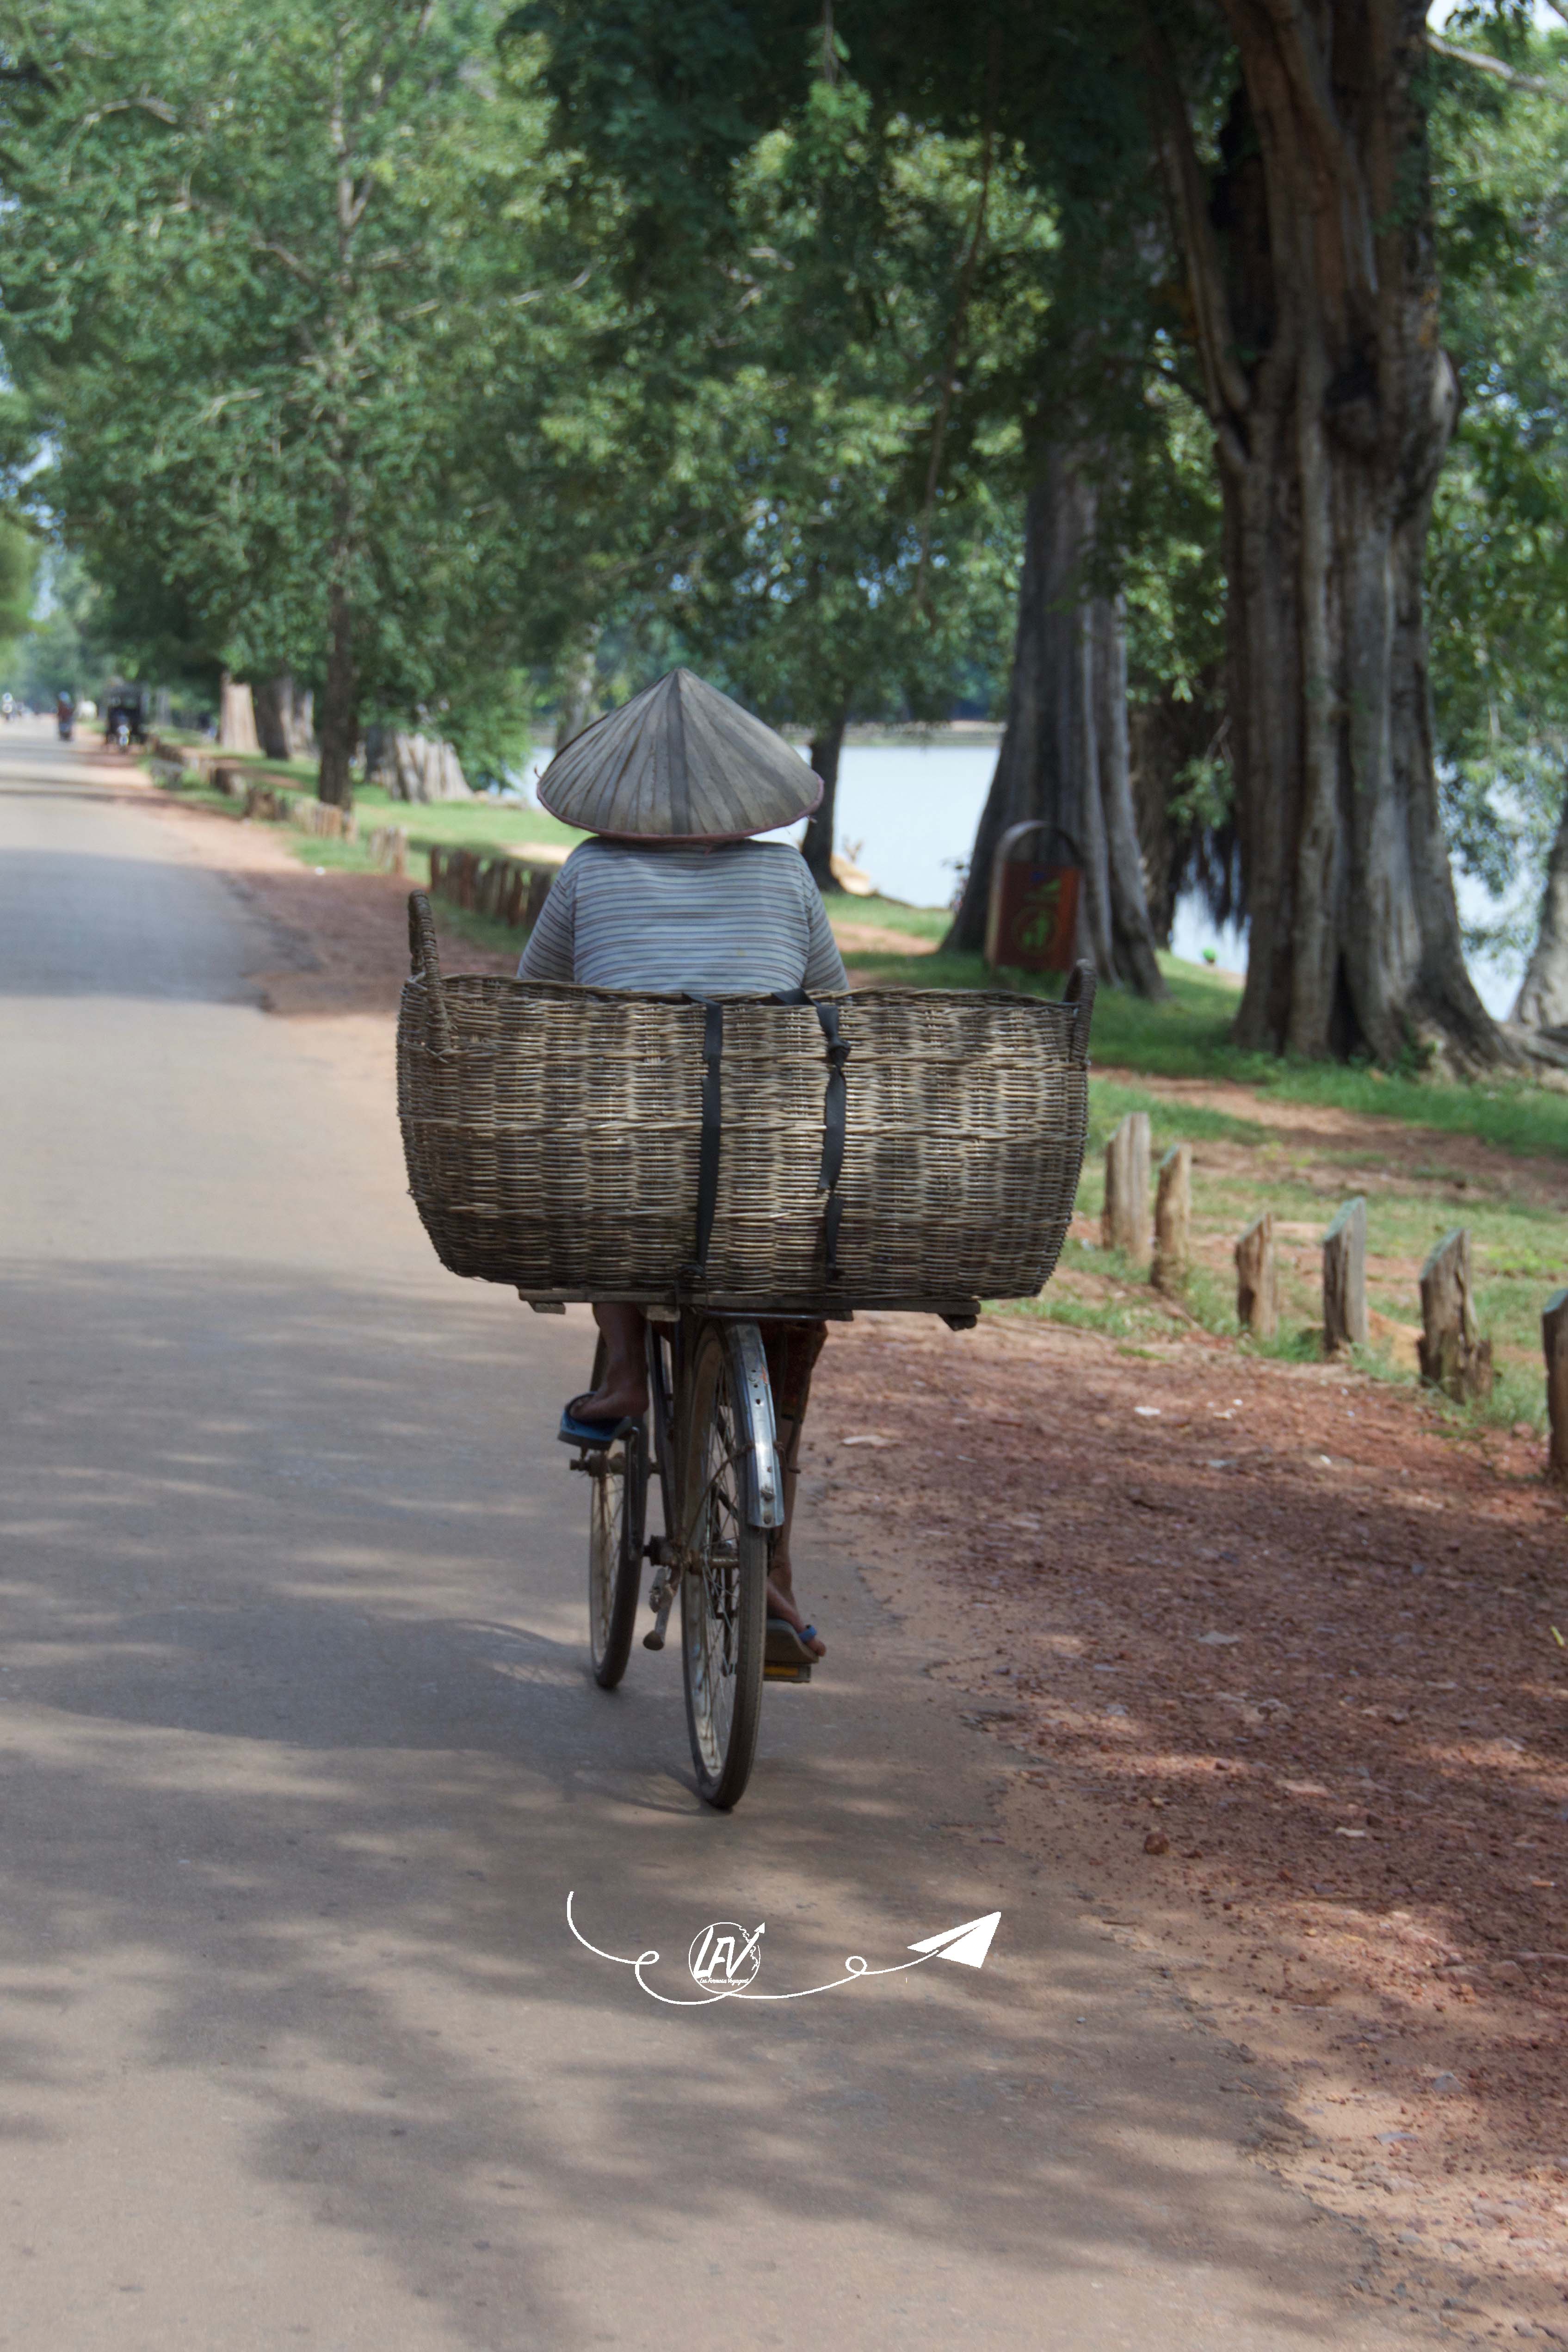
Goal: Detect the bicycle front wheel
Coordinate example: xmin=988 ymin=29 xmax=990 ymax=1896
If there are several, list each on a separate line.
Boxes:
xmin=679 ymin=1320 xmax=770 ymax=1809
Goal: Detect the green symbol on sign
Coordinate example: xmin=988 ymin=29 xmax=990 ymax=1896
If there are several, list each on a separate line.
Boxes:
xmin=1014 ymin=876 xmax=1062 ymax=957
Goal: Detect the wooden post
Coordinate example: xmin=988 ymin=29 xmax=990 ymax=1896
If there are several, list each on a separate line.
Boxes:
xmin=1323 ymin=1196 xmax=1368 ymax=1353
xmin=1151 ymin=1144 xmax=1191 ymax=1291
xmin=523 ymin=868 xmax=554 ymax=929
xmin=1235 ymin=1211 xmax=1277 ymax=1339
xmin=1419 ymin=1228 xmax=1493 ymax=1401
xmin=1544 ymin=1289 xmax=1568 ymax=1483
xmin=1102 ymin=1111 xmax=1150 ymax=1258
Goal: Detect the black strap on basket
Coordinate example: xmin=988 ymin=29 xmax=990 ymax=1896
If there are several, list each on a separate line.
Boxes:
xmin=773 ymin=989 xmax=850 ymax=1282
xmin=680 ymin=990 xmax=851 ymax=1285
xmin=406 ymin=890 xmax=454 ymax=1057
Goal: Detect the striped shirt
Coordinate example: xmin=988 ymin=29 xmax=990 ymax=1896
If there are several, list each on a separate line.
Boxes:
xmin=516 ymin=839 xmax=848 ymax=997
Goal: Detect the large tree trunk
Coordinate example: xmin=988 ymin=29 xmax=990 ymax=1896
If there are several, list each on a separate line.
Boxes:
xmin=1154 ymin=3 xmax=1505 ymax=1068
xmin=802 ymin=708 xmax=848 ymax=893
xmin=253 ymin=671 xmax=315 ymax=763
xmin=316 ymin=583 xmax=357 ymax=808
xmin=218 ymin=672 xmax=259 ymax=753
xmin=1513 ymin=778 xmax=1568 ymax=1032
xmin=945 ymin=451 xmax=1166 ymax=994
xmin=366 ymin=728 xmax=473 ymax=803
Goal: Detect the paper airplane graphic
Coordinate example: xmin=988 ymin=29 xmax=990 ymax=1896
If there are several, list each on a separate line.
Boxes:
xmin=907 ymin=1910 xmax=1001 ymax=1970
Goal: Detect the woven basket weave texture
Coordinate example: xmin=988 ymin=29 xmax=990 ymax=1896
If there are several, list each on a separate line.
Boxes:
xmin=397 ymin=928 xmax=1091 ymax=1313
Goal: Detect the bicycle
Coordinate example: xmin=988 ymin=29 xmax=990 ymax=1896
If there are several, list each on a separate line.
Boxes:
xmin=563 ymin=1307 xmax=794 ymax=1811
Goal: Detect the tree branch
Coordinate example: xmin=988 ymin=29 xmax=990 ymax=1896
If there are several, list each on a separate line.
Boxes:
xmin=1222 ymin=0 xmax=1376 ymax=306
xmin=1140 ymin=23 xmax=1252 ymax=432
xmin=1428 ymin=33 xmax=1562 ymax=99
xmin=83 ymin=95 xmax=177 ymax=127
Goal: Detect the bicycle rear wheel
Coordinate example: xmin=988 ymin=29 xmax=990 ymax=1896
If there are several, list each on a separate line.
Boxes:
xmin=584 ymin=1338 xmax=647 ymax=1689
xmin=679 ymin=1320 xmax=769 ymax=1809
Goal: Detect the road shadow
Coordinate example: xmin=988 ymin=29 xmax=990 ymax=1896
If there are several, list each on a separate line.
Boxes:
xmin=0 ymin=846 xmax=315 ymax=1001
xmin=0 ymin=1260 xmax=1397 ymax=2348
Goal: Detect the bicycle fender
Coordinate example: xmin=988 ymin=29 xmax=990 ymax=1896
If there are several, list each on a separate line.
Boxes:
xmin=727 ymin=1322 xmax=785 ymax=1532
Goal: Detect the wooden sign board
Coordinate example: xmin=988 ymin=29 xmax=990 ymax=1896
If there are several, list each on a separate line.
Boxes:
xmin=985 ymin=859 xmax=1081 ymax=973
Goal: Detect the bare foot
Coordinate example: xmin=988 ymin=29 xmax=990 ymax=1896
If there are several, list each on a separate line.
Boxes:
xmin=567 ymin=1380 xmax=648 ymax=1424
xmin=767 ymin=1562 xmax=826 ymax=1658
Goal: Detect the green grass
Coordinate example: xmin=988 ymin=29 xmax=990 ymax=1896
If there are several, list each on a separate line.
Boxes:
xmin=1059 ymin=1136 xmax=1557 ymax=1415
xmin=153 ymin=741 xmax=583 ymax=856
xmin=1087 ymin=1077 xmax=1266 ymax=1152
xmin=826 ymin=892 xmax=949 ymax=943
xmin=350 ymin=780 xmax=582 ymax=857
xmin=837 ymin=940 xmax=1568 ymax=1163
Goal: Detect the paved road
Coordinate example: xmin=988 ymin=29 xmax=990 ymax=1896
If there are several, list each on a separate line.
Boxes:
xmin=0 ymin=727 xmax=1407 ymax=2350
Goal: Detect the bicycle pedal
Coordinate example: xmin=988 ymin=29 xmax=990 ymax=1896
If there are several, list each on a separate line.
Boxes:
xmin=764 ymin=1661 xmax=812 ymax=1685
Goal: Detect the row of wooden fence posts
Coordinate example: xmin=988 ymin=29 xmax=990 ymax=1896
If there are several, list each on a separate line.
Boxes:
xmin=1101 ymin=1111 xmax=1568 ymax=1481
xmin=426 ymin=844 xmax=555 ymax=930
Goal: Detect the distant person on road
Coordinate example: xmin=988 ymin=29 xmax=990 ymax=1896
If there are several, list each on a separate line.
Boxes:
xmin=516 ymin=668 xmax=844 ymax=1665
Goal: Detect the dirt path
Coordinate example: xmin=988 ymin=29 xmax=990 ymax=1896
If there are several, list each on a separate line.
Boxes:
xmin=136 ymin=762 xmax=1568 ymax=2342
xmin=804 ymin=1313 xmax=1568 ymax=2344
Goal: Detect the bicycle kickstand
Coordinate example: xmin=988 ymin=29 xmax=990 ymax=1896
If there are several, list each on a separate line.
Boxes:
xmin=642 ymin=1541 xmax=679 ymax=1652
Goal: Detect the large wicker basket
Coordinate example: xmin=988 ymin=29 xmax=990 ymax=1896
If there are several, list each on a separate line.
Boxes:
xmin=397 ymin=892 xmax=1094 ymax=1315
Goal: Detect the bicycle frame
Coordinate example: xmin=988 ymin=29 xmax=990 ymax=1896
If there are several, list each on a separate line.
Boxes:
xmin=641 ymin=1310 xmax=784 ymax=1652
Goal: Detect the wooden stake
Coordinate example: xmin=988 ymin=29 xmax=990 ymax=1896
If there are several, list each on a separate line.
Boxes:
xmin=1235 ymin=1211 xmax=1277 ymax=1339
xmin=1419 ymin=1228 xmax=1493 ymax=1401
xmin=1322 ymin=1197 xmax=1368 ymax=1353
xmin=523 ymin=868 xmax=555 ymax=929
xmin=1102 ymin=1111 xmax=1151 ymax=1258
xmin=1152 ymin=1144 xmax=1191 ymax=1291
xmin=1544 ymin=1288 xmax=1568 ymax=1484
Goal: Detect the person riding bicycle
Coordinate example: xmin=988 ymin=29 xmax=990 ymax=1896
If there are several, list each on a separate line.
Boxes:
xmin=516 ymin=668 xmax=846 ymax=1664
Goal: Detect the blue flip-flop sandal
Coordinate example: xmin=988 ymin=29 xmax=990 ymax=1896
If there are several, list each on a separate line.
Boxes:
xmin=765 ymin=1617 xmax=820 ymax=1667
xmin=558 ymin=1403 xmax=636 ymax=1448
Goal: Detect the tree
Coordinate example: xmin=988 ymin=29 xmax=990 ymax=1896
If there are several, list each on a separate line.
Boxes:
xmin=938 ymin=207 xmax=1175 ymax=994
xmin=4 ymin=545 xmax=111 ymax=705
xmin=1147 ymin=2 xmax=1502 ymax=1066
xmin=0 ymin=0 xmax=578 ymax=801
xmin=660 ymin=78 xmax=1024 ymax=889
xmin=527 ymin=2 xmax=1166 ymax=978
xmin=1421 ymin=16 xmax=1568 ymax=1034
xmin=948 ymin=454 xmax=1165 ymax=992
xmin=841 ymin=1 xmax=1538 ymax=1049
xmin=0 ymin=519 xmax=37 ymax=668
xmin=518 ymin=12 xmax=1030 ymax=883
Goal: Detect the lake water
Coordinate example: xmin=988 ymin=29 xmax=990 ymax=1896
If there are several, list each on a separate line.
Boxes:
xmin=521 ymin=741 xmax=1524 ymax=1016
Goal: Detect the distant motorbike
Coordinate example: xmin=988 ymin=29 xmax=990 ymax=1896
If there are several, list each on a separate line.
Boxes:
xmin=104 ymin=691 xmax=145 ymax=751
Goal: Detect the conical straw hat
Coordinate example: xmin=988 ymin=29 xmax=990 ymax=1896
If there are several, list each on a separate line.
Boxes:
xmin=536 ymin=668 xmax=822 ymax=841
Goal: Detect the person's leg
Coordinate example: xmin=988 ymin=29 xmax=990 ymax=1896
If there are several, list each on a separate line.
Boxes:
xmin=569 ymin=1302 xmax=649 ymax=1422
xmin=759 ymin=1321 xmax=827 ymax=1660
